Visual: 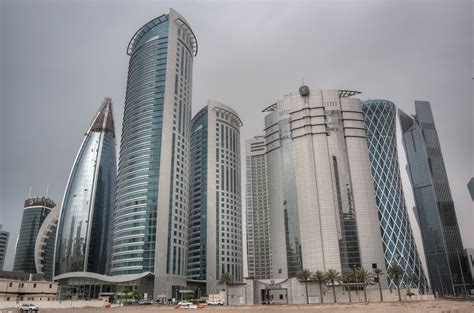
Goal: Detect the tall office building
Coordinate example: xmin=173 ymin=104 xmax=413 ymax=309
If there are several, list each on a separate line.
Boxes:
xmin=187 ymin=101 xmax=243 ymax=294
xmin=55 ymin=98 xmax=116 ymax=276
xmin=362 ymin=99 xmax=428 ymax=292
xmin=35 ymin=207 xmax=59 ymax=280
xmin=468 ymin=178 xmax=474 ymax=201
xmin=14 ymin=197 xmax=56 ymax=273
xmin=263 ymin=87 xmax=386 ymax=283
xmin=399 ymin=101 xmax=470 ymax=294
xmin=245 ymin=136 xmax=272 ymax=279
xmin=0 ymin=225 xmax=9 ymax=271
xmin=111 ymin=9 xmax=197 ymax=296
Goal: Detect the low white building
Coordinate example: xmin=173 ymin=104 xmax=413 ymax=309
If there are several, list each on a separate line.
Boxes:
xmin=0 ymin=271 xmax=57 ymax=301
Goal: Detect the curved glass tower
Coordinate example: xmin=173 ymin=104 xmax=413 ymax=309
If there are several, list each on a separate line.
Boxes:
xmin=362 ymin=100 xmax=428 ymax=292
xmin=111 ymin=9 xmax=197 ymax=295
xmin=54 ymin=98 xmax=116 ymax=276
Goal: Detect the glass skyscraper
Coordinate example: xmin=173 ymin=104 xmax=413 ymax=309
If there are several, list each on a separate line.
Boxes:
xmin=187 ymin=101 xmax=243 ymax=294
xmin=14 ymin=197 xmax=56 ymax=273
xmin=111 ymin=9 xmax=197 ymax=296
xmin=362 ymin=99 xmax=428 ymax=293
xmin=55 ymin=98 xmax=116 ymax=276
xmin=399 ymin=101 xmax=471 ymax=295
xmin=35 ymin=207 xmax=59 ymax=280
xmin=245 ymin=136 xmax=272 ymax=279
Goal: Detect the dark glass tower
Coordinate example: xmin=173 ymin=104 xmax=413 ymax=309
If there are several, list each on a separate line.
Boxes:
xmin=14 ymin=197 xmax=56 ymax=273
xmin=111 ymin=9 xmax=197 ymax=296
xmin=399 ymin=101 xmax=471 ymax=295
xmin=54 ymin=98 xmax=116 ymax=276
xmin=362 ymin=99 xmax=428 ymax=293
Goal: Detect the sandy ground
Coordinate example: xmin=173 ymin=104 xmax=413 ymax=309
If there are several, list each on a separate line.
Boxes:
xmin=11 ymin=299 xmax=473 ymax=313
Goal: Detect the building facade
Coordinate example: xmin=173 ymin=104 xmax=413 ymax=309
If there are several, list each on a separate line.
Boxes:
xmin=399 ymin=101 xmax=471 ymax=295
xmin=55 ymin=98 xmax=116 ymax=277
xmin=35 ymin=207 xmax=59 ymax=281
xmin=468 ymin=178 xmax=474 ymax=201
xmin=187 ymin=101 xmax=243 ymax=294
xmin=263 ymin=87 xmax=386 ymax=282
xmin=0 ymin=271 xmax=57 ymax=302
xmin=245 ymin=136 xmax=272 ymax=279
xmin=0 ymin=225 xmax=9 ymax=271
xmin=362 ymin=100 xmax=428 ymax=292
xmin=14 ymin=197 xmax=56 ymax=273
xmin=111 ymin=9 xmax=197 ymax=296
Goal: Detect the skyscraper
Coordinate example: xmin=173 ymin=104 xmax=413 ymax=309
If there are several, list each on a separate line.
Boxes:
xmin=111 ymin=9 xmax=197 ymax=296
xmin=188 ymin=101 xmax=243 ymax=294
xmin=399 ymin=101 xmax=470 ymax=295
xmin=35 ymin=207 xmax=59 ymax=280
xmin=0 ymin=225 xmax=9 ymax=271
xmin=14 ymin=197 xmax=56 ymax=273
xmin=245 ymin=136 xmax=272 ymax=279
xmin=468 ymin=178 xmax=474 ymax=201
xmin=54 ymin=98 xmax=116 ymax=276
xmin=263 ymin=87 xmax=386 ymax=282
xmin=362 ymin=99 xmax=428 ymax=293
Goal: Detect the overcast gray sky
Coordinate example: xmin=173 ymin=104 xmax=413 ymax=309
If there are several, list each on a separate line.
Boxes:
xmin=1 ymin=0 xmax=472 ymax=271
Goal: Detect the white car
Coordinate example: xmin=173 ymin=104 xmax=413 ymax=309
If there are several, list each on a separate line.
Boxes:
xmin=207 ymin=299 xmax=224 ymax=306
xmin=176 ymin=301 xmax=197 ymax=309
xmin=18 ymin=303 xmax=39 ymax=312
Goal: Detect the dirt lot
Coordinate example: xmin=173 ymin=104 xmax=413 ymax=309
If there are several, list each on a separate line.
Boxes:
xmin=19 ymin=299 xmax=474 ymax=313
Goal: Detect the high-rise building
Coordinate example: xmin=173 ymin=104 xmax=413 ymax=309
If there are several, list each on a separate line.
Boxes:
xmin=54 ymin=98 xmax=116 ymax=276
xmin=399 ymin=101 xmax=471 ymax=295
xmin=468 ymin=178 xmax=474 ymax=201
xmin=35 ymin=207 xmax=59 ymax=280
xmin=14 ymin=197 xmax=56 ymax=273
xmin=0 ymin=225 xmax=9 ymax=271
xmin=362 ymin=99 xmax=428 ymax=292
xmin=111 ymin=9 xmax=197 ymax=296
xmin=187 ymin=101 xmax=243 ymax=294
xmin=245 ymin=136 xmax=272 ymax=279
xmin=263 ymin=87 xmax=386 ymax=283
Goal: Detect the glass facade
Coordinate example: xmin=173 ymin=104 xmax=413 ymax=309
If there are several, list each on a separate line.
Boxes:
xmin=187 ymin=107 xmax=208 ymax=281
xmin=14 ymin=197 xmax=56 ymax=273
xmin=55 ymin=98 xmax=116 ymax=276
xmin=112 ymin=10 xmax=197 ymax=294
xmin=362 ymin=100 xmax=428 ymax=293
xmin=245 ymin=137 xmax=272 ymax=279
xmin=399 ymin=101 xmax=471 ymax=295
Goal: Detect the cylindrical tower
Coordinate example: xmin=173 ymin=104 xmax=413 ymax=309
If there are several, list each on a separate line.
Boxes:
xmin=362 ymin=99 xmax=428 ymax=293
xmin=112 ymin=9 xmax=197 ymax=296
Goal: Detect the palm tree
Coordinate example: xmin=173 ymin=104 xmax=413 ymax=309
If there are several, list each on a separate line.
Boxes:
xmin=341 ymin=269 xmax=354 ymax=303
xmin=387 ymin=265 xmax=405 ymax=302
xmin=356 ymin=267 xmax=374 ymax=303
xmin=407 ymin=273 xmax=419 ymax=300
xmin=296 ymin=269 xmax=313 ymax=304
xmin=373 ymin=268 xmax=383 ymax=302
xmin=219 ymin=272 xmax=234 ymax=305
xmin=324 ymin=269 xmax=341 ymax=304
xmin=311 ymin=270 xmax=326 ymax=304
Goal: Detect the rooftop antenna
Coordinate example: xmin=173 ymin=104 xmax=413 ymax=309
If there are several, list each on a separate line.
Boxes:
xmin=45 ymin=184 xmax=50 ymax=198
xmin=28 ymin=186 xmax=32 ymax=198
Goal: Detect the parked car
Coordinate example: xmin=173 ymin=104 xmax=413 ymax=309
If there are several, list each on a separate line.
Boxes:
xmin=18 ymin=303 xmax=39 ymax=312
xmin=175 ymin=301 xmax=204 ymax=309
xmin=207 ymin=299 xmax=224 ymax=306
xmin=138 ymin=299 xmax=151 ymax=305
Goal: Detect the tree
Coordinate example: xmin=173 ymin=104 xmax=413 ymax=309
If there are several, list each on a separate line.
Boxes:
xmin=407 ymin=273 xmax=419 ymax=300
xmin=356 ymin=267 xmax=374 ymax=303
xmin=324 ymin=269 xmax=341 ymax=304
xmin=219 ymin=272 xmax=234 ymax=305
xmin=311 ymin=270 xmax=327 ymax=304
xmin=341 ymin=269 xmax=354 ymax=303
xmin=387 ymin=265 xmax=405 ymax=302
xmin=373 ymin=268 xmax=384 ymax=302
xmin=296 ymin=269 xmax=313 ymax=304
